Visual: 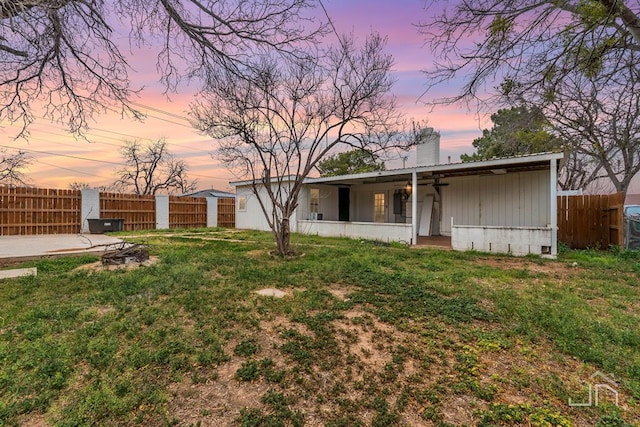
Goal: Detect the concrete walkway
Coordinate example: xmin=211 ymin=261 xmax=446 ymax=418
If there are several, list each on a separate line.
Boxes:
xmin=0 ymin=234 xmax=126 ymax=264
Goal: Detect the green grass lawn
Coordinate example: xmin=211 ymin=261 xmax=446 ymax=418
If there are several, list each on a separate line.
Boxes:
xmin=0 ymin=229 xmax=638 ymax=426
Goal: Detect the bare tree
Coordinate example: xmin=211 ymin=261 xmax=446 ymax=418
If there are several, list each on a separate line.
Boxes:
xmin=0 ymin=1 xmax=323 ymax=137
xmin=0 ymin=149 xmax=31 ymax=185
xmin=420 ymin=0 xmax=640 ymax=105
xmin=419 ymin=0 xmax=640 ymax=193
xmin=544 ymin=64 xmax=640 ymax=194
xmin=114 ymin=139 xmax=197 ymax=195
xmin=558 ymin=149 xmax=605 ymax=192
xmin=193 ymin=34 xmax=415 ymax=256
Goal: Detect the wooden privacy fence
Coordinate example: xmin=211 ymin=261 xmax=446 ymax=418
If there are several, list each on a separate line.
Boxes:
xmin=0 ymin=187 xmax=81 ymax=235
xmin=217 ymin=197 xmax=235 ymax=228
xmin=100 ymin=192 xmax=156 ymax=232
xmin=557 ymin=192 xmax=624 ymax=249
xmin=169 ymin=196 xmax=207 ymax=229
xmin=1 ymin=185 xmax=235 ymax=236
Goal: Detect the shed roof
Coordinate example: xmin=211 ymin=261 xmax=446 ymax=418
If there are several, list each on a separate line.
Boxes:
xmin=304 ymin=151 xmax=564 ymax=186
xmin=185 ymin=189 xmax=236 ymax=198
xmin=230 ymin=151 xmax=564 ymax=187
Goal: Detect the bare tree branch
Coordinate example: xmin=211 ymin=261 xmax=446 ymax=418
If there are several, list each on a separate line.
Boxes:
xmin=0 ymin=0 xmax=325 ymax=137
xmin=0 ymin=148 xmax=31 ymax=185
xmin=114 ymin=138 xmax=197 ymax=195
xmin=419 ymin=0 xmax=640 ymax=106
xmin=192 ymin=33 xmax=416 ymax=256
xmin=420 ymin=0 xmax=640 ymax=194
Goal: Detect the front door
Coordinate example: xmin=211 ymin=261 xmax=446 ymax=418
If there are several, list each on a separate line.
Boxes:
xmin=338 ymin=187 xmax=350 ymax=221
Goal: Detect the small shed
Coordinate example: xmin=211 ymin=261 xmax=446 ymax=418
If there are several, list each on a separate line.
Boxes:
xmin=185 ymin=189 xmax=236 ymax=199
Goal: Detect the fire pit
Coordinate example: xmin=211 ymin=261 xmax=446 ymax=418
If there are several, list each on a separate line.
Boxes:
xmin=101 ymin=243 xmax=149 ymax=265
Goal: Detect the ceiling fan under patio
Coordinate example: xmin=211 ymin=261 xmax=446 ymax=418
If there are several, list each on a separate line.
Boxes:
xmin=418 ymin=176 xmax=449 ymax=187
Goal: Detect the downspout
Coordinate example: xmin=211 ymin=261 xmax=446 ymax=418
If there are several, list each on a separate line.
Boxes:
xmin=412 ymin=170 xmax=418 ymax=245
xmin=550 ymin=158 xmax=558 ymax=257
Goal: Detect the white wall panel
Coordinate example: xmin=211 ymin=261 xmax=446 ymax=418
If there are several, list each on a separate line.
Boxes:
xmin=235 ymin=186 xmax=273 ymax=232
xmin=319 ymin=186 xmax=339 ymax=221
xmin=442 ymin=170 xmax=550 ymax=234
xmin=441 ymin=176 xmax=480 ymax=234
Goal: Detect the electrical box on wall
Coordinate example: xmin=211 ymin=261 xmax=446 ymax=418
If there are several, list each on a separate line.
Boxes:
xmin=393 ymin=189 xmax=409 ymax=216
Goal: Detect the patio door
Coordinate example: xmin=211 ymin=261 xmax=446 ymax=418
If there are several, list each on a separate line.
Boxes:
xmin=338 ymin=187 xmax=350 ymax=221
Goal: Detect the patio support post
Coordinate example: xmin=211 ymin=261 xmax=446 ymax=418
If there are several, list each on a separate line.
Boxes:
xmin=412 ymin=170 xmax=418 ymax=245
xmin=550 ymin=158 xmax=558 ymax=257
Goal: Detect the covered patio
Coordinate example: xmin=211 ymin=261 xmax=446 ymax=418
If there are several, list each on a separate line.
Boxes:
xmin=293 ymin=151 xmax=563 ymax=256
xmin=232 ymin=149 xmax=564 ymax=256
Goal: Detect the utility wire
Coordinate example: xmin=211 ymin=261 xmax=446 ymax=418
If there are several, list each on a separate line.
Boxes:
xmin=6 ymin=119 xmax=211 ymax=155
xmin=3 ymin=140 xmax=227 ymax=182
xmin=34 ymin=159 xmax=114 ymax=179
xmin=0 ymin=144 xmax=125 ymax=166
xmin=129 ymin=101 xmax=192 ymax=122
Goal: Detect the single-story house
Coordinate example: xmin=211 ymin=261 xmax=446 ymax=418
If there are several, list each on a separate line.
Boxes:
xmin=231 ymin=129 xmax=564 ymax=257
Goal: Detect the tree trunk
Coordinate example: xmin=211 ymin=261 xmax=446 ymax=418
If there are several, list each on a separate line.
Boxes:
xmin=274 ymin=217 xmax=292 ymax=257
xmin=617 ymin=179 xmax=630 ymax=197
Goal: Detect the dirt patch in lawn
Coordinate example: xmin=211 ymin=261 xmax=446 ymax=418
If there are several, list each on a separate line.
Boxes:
xmin=164 ymin=281 xmax=639 ymax=426
xmin=16 ymin=413 xmax=49 ymax=427
xmin=472 ymin=256 xmax=580 ymax=278
xmin=168 ymin=364 xmax=270 ymax=426
xmin=73 ymin=256 xmax=159 ymax=273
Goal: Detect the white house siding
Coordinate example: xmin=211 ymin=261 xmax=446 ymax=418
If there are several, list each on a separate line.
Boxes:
xmin=298 ymin=185 xmax=339 ymax=221
xmin=407 ymin=185 xmax=438 ymax=231
xmin=441 ymin=170 xmax=550 ymax=235
xmin=351 ymin=184 xmax=374 ymax=222
xmin=440 ymin=176 xmax=481 ymax=234
xmin=298 ymin=182 xmax=420 ymax=225
xmin=235 ymin=182 xmax=299 ymax=232
xmin=298 ymin=220 xmax=412 ymax=243
xmin=235 ymin=185 xmax=273 ymax=232
xmin=451 ymin=225 xmax=552 ymax=256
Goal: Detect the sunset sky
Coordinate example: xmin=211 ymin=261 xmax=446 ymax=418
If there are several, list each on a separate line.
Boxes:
xmin=1 ymin=0 xmax=488 ymax=193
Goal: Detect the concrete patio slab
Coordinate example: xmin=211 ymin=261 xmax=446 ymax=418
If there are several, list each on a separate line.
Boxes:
xmin=0 ymin=234 xmax=126 ymax=265
xmin=0 ymin=267 xmax=37 ymax=279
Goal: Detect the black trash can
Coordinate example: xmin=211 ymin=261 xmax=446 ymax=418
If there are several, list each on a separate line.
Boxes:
xmin=87 ymin=218 xmax=125 ymax=234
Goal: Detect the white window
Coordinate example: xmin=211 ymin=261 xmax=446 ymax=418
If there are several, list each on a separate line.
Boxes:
xmin=310 ymin=188 xmax=319 ymax=213
xmin=238 ymin=196 xmax=247 ymax=212
xmin=374 ymin=193 xmax=385 ymax=223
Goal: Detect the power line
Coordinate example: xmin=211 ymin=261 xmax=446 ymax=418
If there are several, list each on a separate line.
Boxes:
xmin=0 ymin=144 xmax=124 ymax=166
xmin=34 ymin=159 xmax=114 ymax=180
xmin=144 ymin=112 xmax=195 ymax=129
xmin=3 ymin=140 xmax=227 ymax=182
xmin=130 ymin=101 xmax=192 ymax=122
xmin=7 ymin=119 xmax=212 ymax=156
xmin=2 ymin=110 xmax=230 ymax=185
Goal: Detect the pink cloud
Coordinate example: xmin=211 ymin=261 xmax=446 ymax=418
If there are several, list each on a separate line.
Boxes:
xmin=10 ymin=0 xmax=487 ymax=191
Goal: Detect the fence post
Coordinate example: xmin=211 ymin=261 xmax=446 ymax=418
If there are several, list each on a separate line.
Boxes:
xmin=80 ymin=189 xmax=100 ymax=233
xmin=156 ymin=195 xmax=169 ymax=229
xmin=207 ymin=196 xmax=218 ymax=228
